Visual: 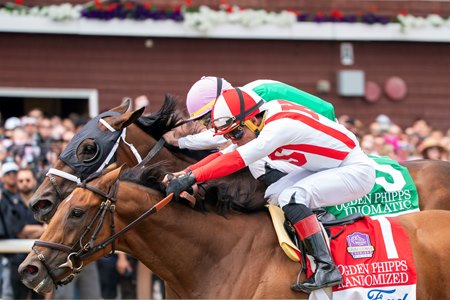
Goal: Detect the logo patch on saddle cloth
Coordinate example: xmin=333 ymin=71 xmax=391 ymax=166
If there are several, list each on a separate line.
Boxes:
xmin=346 ymin=232 xmax=374 ymax=259
xmin=328 ymin=216 xmax=417 ymax=300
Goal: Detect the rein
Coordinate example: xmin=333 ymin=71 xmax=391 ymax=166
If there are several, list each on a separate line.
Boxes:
xmin=33 ymin=177 xmax=174 ymax=287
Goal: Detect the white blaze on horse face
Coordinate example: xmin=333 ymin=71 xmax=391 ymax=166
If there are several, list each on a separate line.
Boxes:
xmin=65 ymin=193 xmax=74 ymax=203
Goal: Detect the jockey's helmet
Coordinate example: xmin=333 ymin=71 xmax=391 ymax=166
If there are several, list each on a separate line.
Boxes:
xmin=211 ymin=88 xmax=265 ymax=136
xmin=186 ymin=76 xmax=232 ymax=121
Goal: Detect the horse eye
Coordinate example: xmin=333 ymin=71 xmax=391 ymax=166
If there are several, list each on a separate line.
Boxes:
xmin=70 ymin=208 xmax=85 ymax=218
xmin=85 ymin=144 xmax=97 ymax=154
xmin=82 ymin=144 xmax=99 ymax=163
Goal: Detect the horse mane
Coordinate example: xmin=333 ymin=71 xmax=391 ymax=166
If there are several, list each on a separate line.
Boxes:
xmin=119 ymin=161 xmax=168 ymax=193
xmin=134 ymin=94 xmax=212 ymax=161
xmin=134 ymin=94 xmax=184 ymax=140
xmin=119 ymin=162 xmax=209 ymax=212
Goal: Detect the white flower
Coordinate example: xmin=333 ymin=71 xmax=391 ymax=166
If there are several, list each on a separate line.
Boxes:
xmin=29 ymin=6 xmax=40 ymax=16
xmin=427 ymin=14 xmax=443 ymax=27
xmin=45 ymin=3 xmax=80 ymax=21
xmin=398 ymin=13 xmax=450 ymax=31
xmin=184 ymin=5 xmax=296 ymax=32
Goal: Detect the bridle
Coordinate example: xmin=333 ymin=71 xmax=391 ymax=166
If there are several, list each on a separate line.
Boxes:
xmin=32 ymin=176 xmax=173 ymax=289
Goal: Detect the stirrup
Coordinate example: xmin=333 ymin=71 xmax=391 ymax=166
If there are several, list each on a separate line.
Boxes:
xmin=291 ymin=282 xmax=311 ymax=294
xmin=290 ymin=266 xmax=343 ymax=293
xmin=291 ymin=278 xmax=342 ymax=293
xmin=290 ymin=267 xmax=311 ymax=293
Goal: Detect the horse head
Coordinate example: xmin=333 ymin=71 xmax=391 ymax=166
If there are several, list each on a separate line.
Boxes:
xmin=20 ymin=165 xmax=126 ymax=294
xmin=29 ymin=99 xmax=146 ymax=223
xmin=29 ymin=95 xmax=194 ymax=224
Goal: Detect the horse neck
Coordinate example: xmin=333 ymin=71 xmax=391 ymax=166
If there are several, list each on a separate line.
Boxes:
xmin=114 ymin=182 xmax=301 ymax=298
xmin=116 ymin=124 xmax=192 ymax=171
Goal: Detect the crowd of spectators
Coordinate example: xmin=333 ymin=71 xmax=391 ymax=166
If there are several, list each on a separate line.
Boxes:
xmin=339 ymin=114 xmax=450 ymax=162
xmin=0 ymin=104 xmax=448 ymax=299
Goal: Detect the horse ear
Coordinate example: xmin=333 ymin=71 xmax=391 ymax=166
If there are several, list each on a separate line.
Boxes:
xmin=104 ymin=107 xmax=144 ymax=131
xmin=102 ymin=163 xmax=119 ymax=174
xmin=111 ymin=107 xmax=144 ymax=130
xmin=110 ymin=98 xmax=132 ymax=114
xmin=103 ymin=163 xmax=127 ymax=184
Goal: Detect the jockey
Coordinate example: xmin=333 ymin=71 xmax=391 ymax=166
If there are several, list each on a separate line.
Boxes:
xmin=163 ymin=76 xmax=337 ymax=186
xmin=163 ymin=88 xmax=376 ymax=293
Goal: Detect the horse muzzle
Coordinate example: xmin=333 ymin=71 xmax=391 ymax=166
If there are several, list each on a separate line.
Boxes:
xmin=19 ymin=259 xmax=54 ymax=295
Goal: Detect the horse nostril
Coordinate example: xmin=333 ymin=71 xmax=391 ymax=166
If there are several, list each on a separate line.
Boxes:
xmin=33 ymin=200 xmax=51 ymax=212
xmin=23 ymin=265 xmax=39 ymax=275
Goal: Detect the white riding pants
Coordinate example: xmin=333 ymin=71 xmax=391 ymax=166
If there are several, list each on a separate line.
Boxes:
xmin=248 ymin=157 xmax=301 ymax=179
xmin=265 ymin=148 xmax=376 ymax=209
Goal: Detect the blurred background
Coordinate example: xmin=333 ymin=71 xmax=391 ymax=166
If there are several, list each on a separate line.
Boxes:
xmin=0 ymin=0 xmax=449 ymax=131
xmin=0 ymin=0 xmax=450 ymax=299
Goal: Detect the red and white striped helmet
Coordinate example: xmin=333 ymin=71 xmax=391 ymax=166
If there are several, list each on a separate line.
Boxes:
xmin=211 ymin=88 xmax=264 ymax=135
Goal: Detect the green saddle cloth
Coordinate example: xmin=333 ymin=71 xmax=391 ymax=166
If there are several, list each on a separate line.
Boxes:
xmin=326 ymin=155 xmax=419 ymax=218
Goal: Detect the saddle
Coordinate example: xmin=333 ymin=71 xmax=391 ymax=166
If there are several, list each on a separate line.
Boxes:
xmin=267 ymin=205 xmax=363 ymax=262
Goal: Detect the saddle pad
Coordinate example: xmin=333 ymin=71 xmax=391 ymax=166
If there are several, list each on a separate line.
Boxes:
xmin=326 ymin=155 xmax=419 ymax=218
xmin=267 ymin=205 xmax=301 ymax=262
xmin=329 ymin=216 xmax=417 ymax=299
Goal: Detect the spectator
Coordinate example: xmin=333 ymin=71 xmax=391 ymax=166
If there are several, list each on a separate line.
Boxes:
xmin=405 ymin=118 xmax=432 ymax=147
xmin=52 ymin=263 xmax=102 ymax=300
xmin=0 ymin=160 xmax=44 ymax=300
xmin=8 ymin=127 xmax=41 ymax=169
xmin=21 ymin=116 xmax=39 ymax=144
xmin=338 ymin=115 xmax=365 ymax=142
xmin=97 ymin=253 xmax=137 ymax=299
xmin=116 ymin=253 xmax=137 ymax=299
xmin=27 ymin=108 xmax=44 ymax=125
xmin=375 ymin=114 xmax=392 ymax=133
xmin=16 ymin=168 xmax=38 ymax=205
xmin=2 ymin=117 xmax=21 ymax=149
xmin=419 ymin=137 xmax=449 ymax=161
xmin=62 ymin=117 xmax=77 ymax=134
xmin=97 ymin=256 xmax=119 ymax=300
xmin=0 ymin=145 xmax=7 ymax=167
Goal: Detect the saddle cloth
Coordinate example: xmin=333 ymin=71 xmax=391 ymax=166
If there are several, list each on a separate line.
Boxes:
xmin=268 ymin=205 xmax=417 ymax=299
xmin=326 ymin=155 xmax=419 ymax=218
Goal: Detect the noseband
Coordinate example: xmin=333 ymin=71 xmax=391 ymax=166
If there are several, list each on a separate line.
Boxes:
xmin=32 ymin=178 xmax=174 ymax=288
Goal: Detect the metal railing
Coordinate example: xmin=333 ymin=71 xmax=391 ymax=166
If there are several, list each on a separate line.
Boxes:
xmin=0 ymin=239 xmax=35 ymax=253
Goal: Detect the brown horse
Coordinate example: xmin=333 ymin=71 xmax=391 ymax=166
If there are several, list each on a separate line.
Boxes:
xmin=19 ymin=164 xmax=450 ymax=299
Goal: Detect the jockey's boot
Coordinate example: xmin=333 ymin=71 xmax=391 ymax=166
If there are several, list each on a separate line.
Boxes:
xmin=283 ymin=202 xmax=342 ymax=293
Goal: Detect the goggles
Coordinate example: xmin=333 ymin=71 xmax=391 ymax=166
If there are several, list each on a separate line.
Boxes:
xmin=212 ymin=116 xmax=238 ymax=134
xmin=224 ymin=125 xmax=244 ymax=141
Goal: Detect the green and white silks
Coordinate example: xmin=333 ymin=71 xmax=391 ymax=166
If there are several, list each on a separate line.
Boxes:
xmin=243 ymin=80 xmax=336 ymax=121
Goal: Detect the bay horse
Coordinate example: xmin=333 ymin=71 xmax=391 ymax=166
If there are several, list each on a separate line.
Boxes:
xmin=19 ymin=164 xmax=450 ymax=299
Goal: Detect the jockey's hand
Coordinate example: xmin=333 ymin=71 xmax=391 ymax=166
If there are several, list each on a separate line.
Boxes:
xmin=162 ymin=171 xmax=187 ymax=186
xmin=162 ymin=130 xmax=179 ymax=147
xmin=166 ymin=172 xmax=196 ymax=197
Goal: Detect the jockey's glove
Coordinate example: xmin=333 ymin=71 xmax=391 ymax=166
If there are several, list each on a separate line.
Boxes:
xmin=166 ymin=172 xmax=197 ymax=197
